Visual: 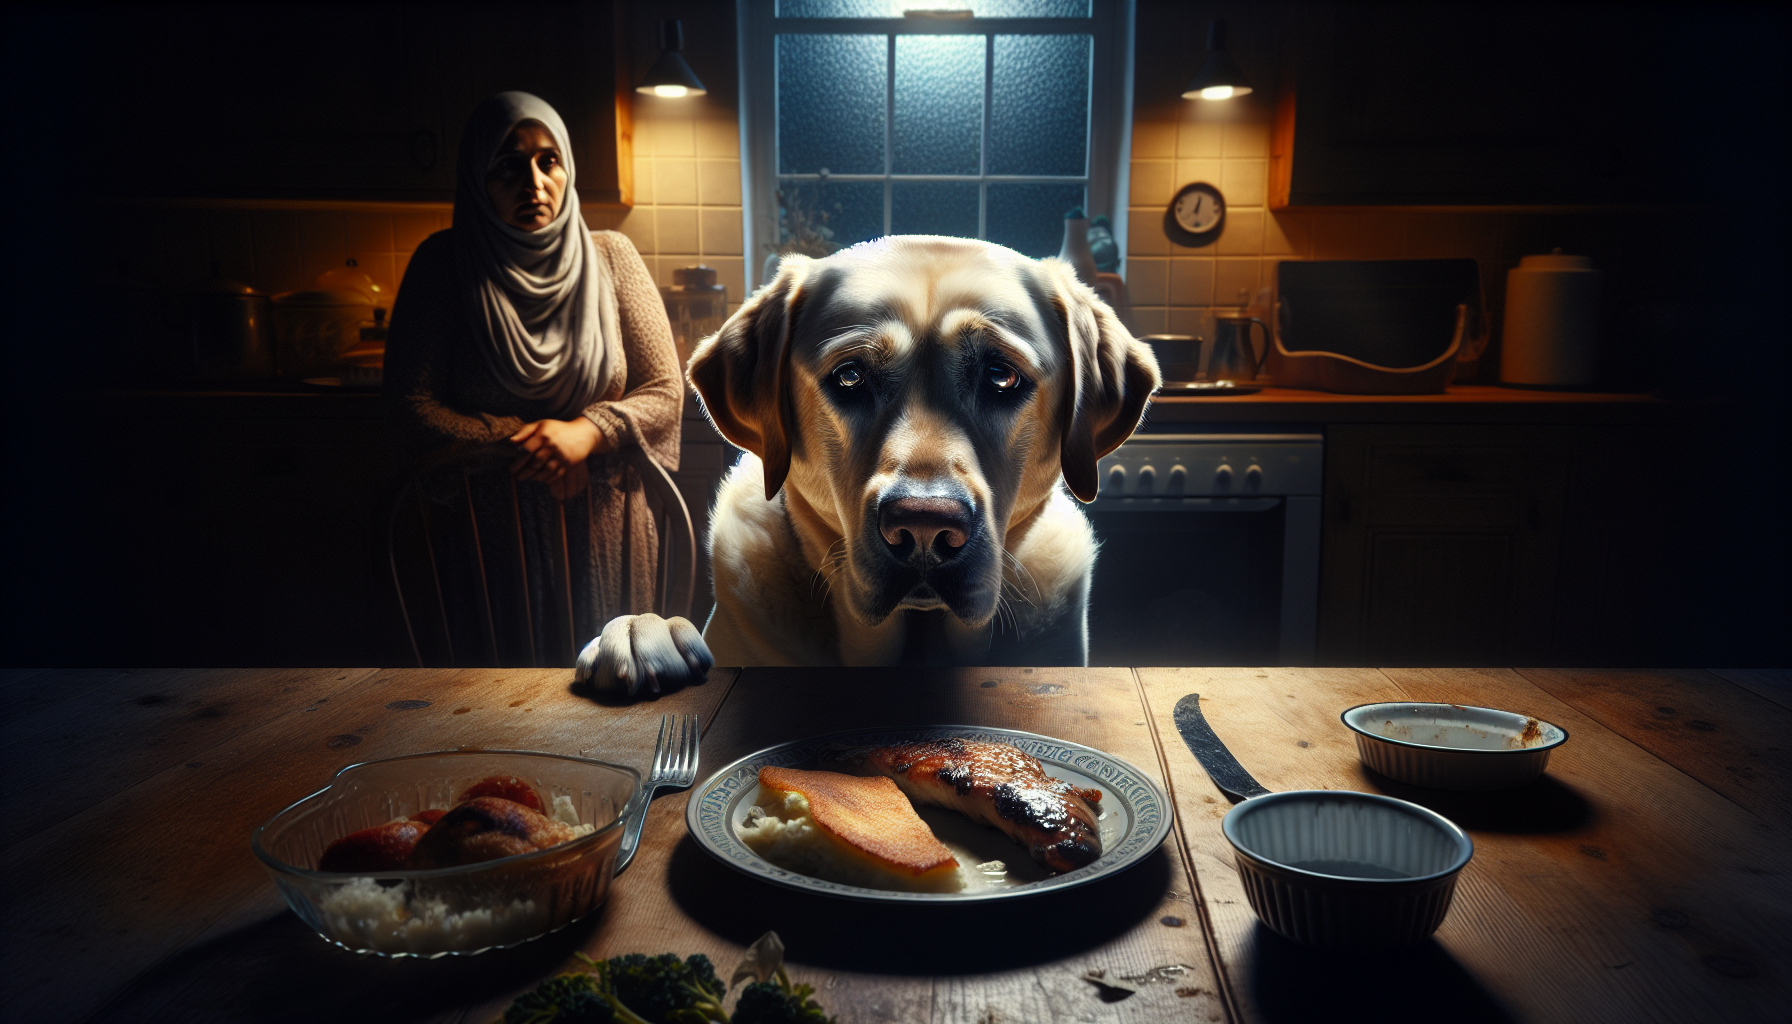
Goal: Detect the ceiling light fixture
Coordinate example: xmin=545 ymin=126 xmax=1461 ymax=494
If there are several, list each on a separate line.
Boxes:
xmin=637 ymin=19 xmax=707 ymax=98
xmin=1182 ymin=20 xmax=1252 ymax=101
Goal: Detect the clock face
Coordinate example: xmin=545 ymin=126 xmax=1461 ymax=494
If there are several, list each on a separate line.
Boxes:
xmin=1163 ymin=182 xmax=1226 ymax=248
xmin=1174 ymin=188 xmax=1222 ymax=233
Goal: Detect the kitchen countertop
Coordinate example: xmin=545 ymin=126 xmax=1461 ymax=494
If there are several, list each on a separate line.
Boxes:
xmin=3 ymin=665 xmax=1785 ymax=1023
xmin=102 ymin=384 xmax=1691 ymax=424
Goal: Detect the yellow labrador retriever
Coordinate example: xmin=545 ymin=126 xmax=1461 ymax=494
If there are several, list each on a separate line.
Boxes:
xmin=577 ymin=236 xmax=1159 ymax=696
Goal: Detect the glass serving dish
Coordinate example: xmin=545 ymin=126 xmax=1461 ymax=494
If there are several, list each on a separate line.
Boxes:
xmin=252 ymin=749 xmax=638 ymax=958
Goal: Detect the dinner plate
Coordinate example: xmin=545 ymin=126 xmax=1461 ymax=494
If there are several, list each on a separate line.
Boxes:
xmin=685 ymin=725 xmax=1173 ymax=903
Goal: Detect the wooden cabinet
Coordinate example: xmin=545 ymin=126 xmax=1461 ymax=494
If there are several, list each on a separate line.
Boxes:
xmin=1270 ymin=2 xmax=1777 ymax=207
xmin=1319 ymin=422 xmax=1706 ymax=666
xmin=80 ymin=2 xmax=634 ymax=203
xmin=1321 ymin=425 xmax=1567 ymax=664
xmin=103 ymin=399 xmax=403 ymax=666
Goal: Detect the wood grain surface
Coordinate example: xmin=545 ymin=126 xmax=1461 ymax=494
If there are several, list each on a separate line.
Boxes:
xmin=1137 ymin=666 xmax=1792 ymax=1024
xmin=1709 ymin=668 xmax=1792 ymax=713
xmin=1 ymin=666 xmax=737 ymax=1023
xmin=1514 ymin=668 xmax=1792 ymax=822
xmin=3 ymin=665 xmax=1785 ymax=1024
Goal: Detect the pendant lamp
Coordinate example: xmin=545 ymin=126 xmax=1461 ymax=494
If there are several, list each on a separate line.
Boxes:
xmin=637 ymin=19 xmax=707 ymax=98
xmin=1182 ymin=19 xmax=1252 ymax=100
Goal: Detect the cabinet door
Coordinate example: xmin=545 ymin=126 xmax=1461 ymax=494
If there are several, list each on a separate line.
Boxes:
xmin=109 ymin=415 xmax=396 ymax=665
xmin=1320 ymin=425 xmax=1566 ymax=665
xmin=87 ymin=2 xmax=631 ymax=203
xmin=1273 ymin=3 xmax=1767 ymax=207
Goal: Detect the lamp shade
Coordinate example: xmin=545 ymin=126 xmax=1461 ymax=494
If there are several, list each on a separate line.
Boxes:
xmin=1182 ymin=19 xmax=1252 ymax=100
xmin=637 ymin=19 xmax=707 ymax=97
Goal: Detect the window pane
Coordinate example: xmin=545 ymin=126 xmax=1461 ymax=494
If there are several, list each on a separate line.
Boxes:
xmin=986 ymin=183 xmax=1085 ymax=258
xmin=778 ymin=0 xmax=1090 ymax=16
xmin=989 ymin=34 xmax=1090 ymax=176
xmin=778 ymin=35 xmax=885 ymax=175
xmin=891 ymin=182 xmax=980 ymax=238
xmin=779 ymin=179 xmax=886 ymax=251
xmin=894 ymin=36 xmax=982 ymax=175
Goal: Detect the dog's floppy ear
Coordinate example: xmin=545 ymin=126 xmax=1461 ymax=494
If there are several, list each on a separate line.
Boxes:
xmin=687 ymin=256 xmax=812 ymax=500
xmin=1045 ymin=260 xmax=1162 ymax=503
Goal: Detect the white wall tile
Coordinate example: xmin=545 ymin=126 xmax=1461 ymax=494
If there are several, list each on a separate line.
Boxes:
xmin=1130 ymin=161 xmax=1174 ymax=208
xmin=694 ymin=118 xmax=740 ymax=159
xmin=1177 ymin=120 xmax=1223 ymax=158
xmin=1221 ymin=159 xmax=1268 ymax=208
xmin=699 ymin=208 xmax=743 ymax=256
xmin=654 ymin=159 xmax=699 ymax=205
xmin=1169 ymin=258 xmax=1215 ymax=305
xmin=1132 ymin=121 xmax=1176 ymax=160
xmin=698 ymin=160 xmax=742 ymax=206
xmin=1126 ymin=257 xmax=1169 ymax=306
xmin=657 ymin=207 xmax=700 ymax=254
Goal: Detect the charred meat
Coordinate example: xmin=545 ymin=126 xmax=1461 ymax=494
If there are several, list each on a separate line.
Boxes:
xmin=820 ymin=738 xmax=1102 ymax=872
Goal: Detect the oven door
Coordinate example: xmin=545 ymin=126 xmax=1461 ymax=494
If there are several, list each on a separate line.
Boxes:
xmin=1084 ymin=496 xmax=1319 ymax=667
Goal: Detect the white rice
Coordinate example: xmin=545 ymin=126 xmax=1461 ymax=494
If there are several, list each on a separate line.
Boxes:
xmin=315 ymin=793 xmax=593 ymax=954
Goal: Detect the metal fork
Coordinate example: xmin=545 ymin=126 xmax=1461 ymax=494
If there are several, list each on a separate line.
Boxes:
xmin=613 ymin=713 xmax=700 ymax=875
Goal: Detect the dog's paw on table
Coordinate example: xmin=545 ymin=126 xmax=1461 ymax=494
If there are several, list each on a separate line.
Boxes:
xmin=575 ymin=614 xmax=714 ymax=700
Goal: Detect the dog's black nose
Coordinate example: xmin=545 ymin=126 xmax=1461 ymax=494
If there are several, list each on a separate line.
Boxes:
xmin=879 ymin=496 xmax=972 ymax=559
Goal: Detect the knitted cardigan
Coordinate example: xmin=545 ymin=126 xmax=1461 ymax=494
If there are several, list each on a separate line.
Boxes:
xmin=385 ymin=228 xmax=684 ymax=653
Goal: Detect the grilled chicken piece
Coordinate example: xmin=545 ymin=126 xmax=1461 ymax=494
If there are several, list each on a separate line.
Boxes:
xmin=819 ymin=738 xmax=1103 ymax=872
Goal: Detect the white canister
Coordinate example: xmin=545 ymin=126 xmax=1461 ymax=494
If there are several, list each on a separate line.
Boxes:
xmin=1500 ymin=251 xmax=1602 ymax=387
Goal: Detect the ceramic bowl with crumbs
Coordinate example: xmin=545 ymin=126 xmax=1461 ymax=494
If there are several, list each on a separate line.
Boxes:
xmin=1341 ymin=702 xmax=1568 ymax=791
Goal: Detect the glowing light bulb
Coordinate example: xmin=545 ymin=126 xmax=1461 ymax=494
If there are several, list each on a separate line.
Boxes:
xmin=653 ymin=85 xmax=690 ymax=98
xmin=1200 ymin=85 xmax=1235 ymax=100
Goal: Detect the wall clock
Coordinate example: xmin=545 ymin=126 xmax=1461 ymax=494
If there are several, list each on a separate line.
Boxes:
xmin=1164 ymin=181 xmax=1225 ymax=248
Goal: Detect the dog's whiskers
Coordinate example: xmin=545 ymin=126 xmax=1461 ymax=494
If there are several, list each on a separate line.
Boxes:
xmin=809 ymin=539 xmax=851 ymax=599
xmin=1001 ymin=550 xmax=1042 ymax=607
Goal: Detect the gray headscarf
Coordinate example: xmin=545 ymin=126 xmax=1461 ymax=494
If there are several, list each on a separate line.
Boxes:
xmin=453 ymin=91 xmax=616 ymax=418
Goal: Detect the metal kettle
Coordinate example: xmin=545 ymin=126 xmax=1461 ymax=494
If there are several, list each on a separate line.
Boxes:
xmin=184 ymin=263 xmax=274 ymax=380
xmin=1207 ymin=311 xmax=1269 ymax=382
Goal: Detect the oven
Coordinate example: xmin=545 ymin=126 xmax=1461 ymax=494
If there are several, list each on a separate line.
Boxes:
xmin=1084 ymin=433 xmax=1323 ymax=667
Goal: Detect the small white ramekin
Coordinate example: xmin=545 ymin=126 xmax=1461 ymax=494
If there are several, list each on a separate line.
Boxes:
xmin=1223 ymin=790 xmax=1474 ymax=951
xmin=1342 ymin=702 xmax=1569 ymax=791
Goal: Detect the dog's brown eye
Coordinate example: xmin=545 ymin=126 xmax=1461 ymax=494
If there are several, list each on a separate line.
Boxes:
xmin=833 ymin=363 xmax=865 ymax=389
xmin=987 ymin=362 xmax=1021 ymax=392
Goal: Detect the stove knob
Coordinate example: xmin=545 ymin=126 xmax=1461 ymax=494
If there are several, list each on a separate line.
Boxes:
xmin=1136 ymin=464 xmax=1157 ymax=492
xmin=1214 ymin=464 xmax=1233 ymax=490
xmin=1245 ymin=464 xmax=1263 ymax=490
xmin=1105 ymin=464 xmax=1127 ymax=494
xmin=1167 ymin=464 xmax=1187 ymax=493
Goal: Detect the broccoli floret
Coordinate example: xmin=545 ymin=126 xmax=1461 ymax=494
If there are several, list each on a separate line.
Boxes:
xmin=731 ymin=970 xmax=834 ymax=1024
xmin=503 ymin=972 xmax=616 ymax=1024
xmin=599 ymin=953 xmax=729 ymax=1024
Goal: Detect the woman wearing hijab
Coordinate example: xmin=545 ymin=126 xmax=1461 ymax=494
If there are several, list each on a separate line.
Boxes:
xmin=385 ymin=91 xmax=684 ymax=658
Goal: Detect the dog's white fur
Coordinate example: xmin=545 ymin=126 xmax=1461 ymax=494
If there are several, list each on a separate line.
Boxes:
xmin=577 ymin=236 xmax=1158 ymax=695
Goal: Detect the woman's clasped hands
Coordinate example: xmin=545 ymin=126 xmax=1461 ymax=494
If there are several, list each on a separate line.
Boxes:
xmin=509 ymin=417 xmax=612 ymax=499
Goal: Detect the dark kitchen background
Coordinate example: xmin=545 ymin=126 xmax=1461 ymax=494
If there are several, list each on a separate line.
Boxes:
xmin=1 ymin=1 xmax=1786 ymax=667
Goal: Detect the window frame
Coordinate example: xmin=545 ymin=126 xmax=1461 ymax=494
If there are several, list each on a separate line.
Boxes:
xmin=737 ymin=0 xmax=1136 ymax=289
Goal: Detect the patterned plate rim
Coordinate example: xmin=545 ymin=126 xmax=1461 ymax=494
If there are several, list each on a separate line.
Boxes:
xmin=683 ymin=724 xmax=1173 ymax=904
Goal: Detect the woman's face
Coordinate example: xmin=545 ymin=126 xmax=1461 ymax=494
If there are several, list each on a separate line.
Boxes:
xmin=484 ymin=122 xmax=568 ymax=231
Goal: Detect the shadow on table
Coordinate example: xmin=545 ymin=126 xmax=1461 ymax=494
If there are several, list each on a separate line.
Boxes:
xmin=1245 ymin=923 xmax=1517 ymax=1024
xmin=667 ymin=834 xmax=1176 ymax=974
xmin=1355 ymin=767 xmax=1596 ymax=833
xmin=87 ymin=908 xmax=601 ymax=1024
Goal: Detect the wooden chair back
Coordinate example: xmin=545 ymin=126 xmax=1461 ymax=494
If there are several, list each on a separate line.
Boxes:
xmin=386 ymin=446 xmax=695 ymax=668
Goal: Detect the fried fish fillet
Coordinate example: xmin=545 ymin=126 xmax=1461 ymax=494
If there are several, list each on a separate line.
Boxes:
xmin=819 ymin=738 xmax=1103 ymax=872
xmin=742 ymin=766 xmax=961 ymax=892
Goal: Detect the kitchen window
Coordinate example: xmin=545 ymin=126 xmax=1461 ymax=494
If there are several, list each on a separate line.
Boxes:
xmin=740 ymin=0 xmax=1135 ymax=287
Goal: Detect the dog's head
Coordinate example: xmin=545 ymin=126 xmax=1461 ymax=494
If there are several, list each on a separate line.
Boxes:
xmin=688 ymin=236 xmax=1159 ymax=628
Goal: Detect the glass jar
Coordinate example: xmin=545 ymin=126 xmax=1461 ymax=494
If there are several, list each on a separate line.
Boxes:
xmin=660 ymin=265 xmax=728 ymax=366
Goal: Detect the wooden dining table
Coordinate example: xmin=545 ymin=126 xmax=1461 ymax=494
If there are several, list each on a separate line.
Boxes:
xmin=1 ymin=665 xmax=1787 ymax=1024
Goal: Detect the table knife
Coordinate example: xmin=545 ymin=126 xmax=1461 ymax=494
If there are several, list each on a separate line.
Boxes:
xmin=1173 ymin=693 xmax=1270 ymax=803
